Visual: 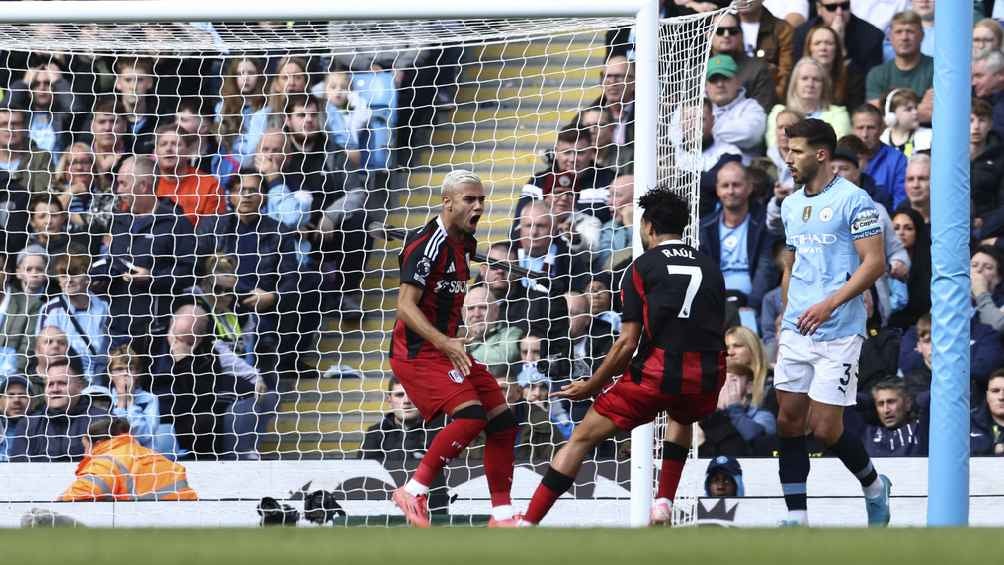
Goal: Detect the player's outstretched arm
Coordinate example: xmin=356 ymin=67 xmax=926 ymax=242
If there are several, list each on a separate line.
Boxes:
xmin=796 ymin=234 xmax=886 ymax=335
xmin=554 ymin=321 xmax=640 ymax=401
xmin=397 ymin=283 xmax=472 ymax=375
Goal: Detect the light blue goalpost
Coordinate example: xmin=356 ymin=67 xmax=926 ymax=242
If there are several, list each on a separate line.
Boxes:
xmin=928 ymin=0 xmax=972 ymax=527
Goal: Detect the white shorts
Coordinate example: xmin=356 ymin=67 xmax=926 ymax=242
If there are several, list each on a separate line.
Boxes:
xmin=774 ymin=329 xmax=863 ymax=406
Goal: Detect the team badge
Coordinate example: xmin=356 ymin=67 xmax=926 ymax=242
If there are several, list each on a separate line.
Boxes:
xmin=416 ymin=257 xmax=432 ymax=277
xmin=448 ymin=369 xmax=465 ymax=384
xmin=723 ymin=235 xmax=738 ymax=250
xmin=801 ymin=206 xmax=812 ymax=222
xmin=819 ymin=207 xmax=833 ymax=222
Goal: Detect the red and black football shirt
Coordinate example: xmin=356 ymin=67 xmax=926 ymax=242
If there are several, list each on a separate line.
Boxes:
xmin=621 ymin=239 xmax=727 ymax=395
xmin=391 ymin=217 xmax=476 ymax=359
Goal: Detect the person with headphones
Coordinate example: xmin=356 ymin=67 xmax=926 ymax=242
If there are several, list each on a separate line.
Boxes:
xmin=879 ymin=88 xmax=932 ymax=158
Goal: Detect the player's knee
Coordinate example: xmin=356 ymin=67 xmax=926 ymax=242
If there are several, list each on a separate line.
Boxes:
xmin=452 ymin=404 xmax=487 ymax=421
xmin=485 ymin=409 xmax=517 ymax=435
xmin=811 ymin=418 xmax=842 ymax=447
xmin=776 ymin=410 xmax=806 ymax=435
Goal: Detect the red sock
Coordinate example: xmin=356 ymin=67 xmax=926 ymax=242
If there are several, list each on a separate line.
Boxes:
xmin=656 ymin=441 xmax=689 ymax=500
xmin=413 ymin=416 xmax=485 ymax=487
xmin=524 ymin=465 xmax=574 ymax=524
xmin=484 ymin=426 xmax=517 ymax=507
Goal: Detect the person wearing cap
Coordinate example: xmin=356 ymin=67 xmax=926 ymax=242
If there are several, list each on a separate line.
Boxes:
xmin=705 ymin=53 xmax=767 ymax=162
xmin=8 ymin=354 xmax=109 ymax=462
xmin=59 ymin=417 xmax=198 ymax=501
xmin=0 ymin=375 xmax=31 ymax=461
xmin=704 ymin=455 xmax=745 ymax=497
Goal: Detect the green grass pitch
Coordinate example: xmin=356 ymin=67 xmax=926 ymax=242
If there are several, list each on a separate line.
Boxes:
xmin=2 ymin=528 xmax=1001 ymax=565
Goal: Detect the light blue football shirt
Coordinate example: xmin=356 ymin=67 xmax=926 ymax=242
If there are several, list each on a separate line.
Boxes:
xmin=780 ymin=176 xmax=883 ymax=341
xmin=718 ymin=215 xmax=753 ymax=296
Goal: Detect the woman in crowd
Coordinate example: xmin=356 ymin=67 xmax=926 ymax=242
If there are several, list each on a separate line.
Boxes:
xmin=217 ymin=57 xmax=270 ymax=168
xmin=801 ymin=25 xmax=864 ymax=110
xmin=888 ymin=207 xmax=931 ymax=329
xmin=724 ymin=325 xmax=769 ymax=408
xmin=52 ymin=141 xmax=111 ymax=242
xmin=973 ymin=18 xmax=1004 ymax=58
xmin=765 ymin=57 xmax=851 ymax=150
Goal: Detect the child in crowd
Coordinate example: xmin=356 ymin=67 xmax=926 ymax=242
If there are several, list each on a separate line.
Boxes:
xmin=879 ymin=89 xmax=932 ymax=158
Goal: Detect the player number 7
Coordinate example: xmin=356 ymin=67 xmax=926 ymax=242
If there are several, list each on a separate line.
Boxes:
xmin=666 ymin=265 xmax=702 ymax=319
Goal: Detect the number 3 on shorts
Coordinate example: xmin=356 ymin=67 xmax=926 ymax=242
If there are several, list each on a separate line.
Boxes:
xmin=666 ymin=265 xmax=702 ymax=319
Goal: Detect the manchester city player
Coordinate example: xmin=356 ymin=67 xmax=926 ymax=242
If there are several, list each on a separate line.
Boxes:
xmin=776 ymin=119 xmax=892 ymax=527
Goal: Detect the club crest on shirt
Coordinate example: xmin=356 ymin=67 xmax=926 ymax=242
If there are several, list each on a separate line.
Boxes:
xmin=802 ymin=206 xmax=812 ymax=222
xmin=819 ymin=207 xmax=833 ymax=222
xmin=448 ymin=369 xmax=465 ymax=384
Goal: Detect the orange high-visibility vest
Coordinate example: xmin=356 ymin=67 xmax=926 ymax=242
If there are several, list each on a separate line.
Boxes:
xmin=59 ymin=434 xmax=198 ymax=501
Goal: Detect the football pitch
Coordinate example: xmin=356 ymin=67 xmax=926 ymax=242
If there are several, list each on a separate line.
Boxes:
xmin=2 ymin=528 xmax=1001 ymax=564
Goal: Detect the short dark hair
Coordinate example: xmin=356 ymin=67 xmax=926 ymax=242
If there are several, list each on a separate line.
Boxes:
xmin=637 ymin=187 xmax=690 ymax=236
xmin=785 ymin=118 xmax=837 ymax=156
xmin=555 ymin=126 xmax=591 ymax=146
xmin=836 ymin=134 xmax=869 ymax=157
xmin=283 ymin=93 xmax=318 ymax=115
xmin=973 ymin=98 xmax=994 ymax=120
xmin=871 ymin=378 xmax=908 ymax=398
xmin=47 ymin=350 xmax=85 ymax=378
xmin=851 ymin=103 xmax=883 ymax=121
xmin=87 ymin=417 xmax=131 ymax=444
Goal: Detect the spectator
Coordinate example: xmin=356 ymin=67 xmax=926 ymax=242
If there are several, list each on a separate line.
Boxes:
xmin=971 ymin=370 xmax=1004 ymax=456
xmin=859 ymin=379 xmax=928 ymax=457
xmin=252 ymin=129 xmax=312 ymax=232
xmin=0 ymin=103 xmax=53 ymax=196
xmin=879 ymin=88 xmax=932 ymax=158
xmin=87 ymin=96 xmax=128 ymax=193
xmin=10 ymin=64 xmax=73 ymax=156
xmin=153 ymin=122 xmax=226 ymax=230
xmin=0 ymin=375 xmax=30 ymax=461
xmin=267 ymin=56 xmax=310 ymax=125
xmin=865 ymin=11 xmax=934 ymax=124
xmin=970 ymin=98 xmax=1004 ymax=219
xmin=902 ymin=153 xmax=931 ymax=224
xmin=478 ymin=242 xmax=534 ymax=331
xmin=802 ymin=25 xmax=865 ymax=110
xmin=758 ymin=240 xmax=790 ymax=362
xmin=972 ymin=50 xmax=1004 ymax=140
xmin=515 ymin=360 xmax=566 ymax=462
xmin=699 ymin=161 xmax=777 ymax=312
xmin=113 ymin=57 xmax=158 ymax=154
xmin=711 ymin=12 xmax=777 ymax=111
xmin=585 ymin=275 xmax=621 ymax=335
xmin=724 ymin=326 xmax=770 ymax=408
xmin=736 ymin=0 xmax=796 ymax=102
xmin=575 ymin=106 xmax=618 ymax=170
xmin=515 ymin=200 xmax=580 ymax=294
xmin=552 ymin=292 xmax=614 ymax=424
xmin=360 ymin=377 xmax=441 ymax=463
xmin=792 ymin=0 xmax=885 ymax=74
xmin=705 ymin=54 xmax=767 ymax=160
xmin=678 ymin=98 xmax=742 ymax=216
xmin=59 ymin=417 xmax=198 ymax=501
xmin=593 ymin=55 xmax=635 ymax=170
xmin=321 ymin=69 xmax=365 ymax=169
xmin=217 ymin=171 xmax=309 ymax=377
xmin=766 ymin=58 xmax=852 ymax=150
xmin=851 ymin=104 xmax=908 ymax=208
xmin=193 ymin=254 xmax=254 ymax=361
xmin=699 ymin=363 xmax=777 ymax=456
xmin=0 ymin=245 xmax=49 ymax=377
xmin=831 ymin=136 xmax=892 ymax=213
xmin=521 ymin=127 xmax=615 ymax=213
xmin=9 ymin=353 xmax=108 ymax=462
xmin=912 ymin=0 xmax=935 ymax=57
xmin=704 ymin=455 xmax=745 ymax=497
xmin=217 ymin=57 xmax=270 ymax=168
xmin=150 ymin=303 xmax=255 ymax=458
xmin=31 ymin=325 xmax=69 ymax=387
xmin=91 ymin=155 xmax=197 ymax=341
xmin=766 ymin=108 xmax=799 ymax=191
xmin=176 ymin=98 xmax=239 ymax=188
xmin=464 ymin=283 xmax=523 ymax=372
xmin=888 ymin=206 xmax=931 ymax=329
xmin=52 ymin=142 xmax=109 ymax=241
xmin=594 ymin=174 xmax=633 ymax=273
xmin=857 ymin=289 xmax=903 ymax=395
xmin=38 ymin=253 xmax=110 ymax=384
xmin=972 ymin=17 xmax=1003 ymax=58
xmin=106 ymin=344 xmax=160 ymax=450
xmin=26 ymin=195 xmax=70 ymax=257
xmin=515 ymin=333 xmax=573 ymax=440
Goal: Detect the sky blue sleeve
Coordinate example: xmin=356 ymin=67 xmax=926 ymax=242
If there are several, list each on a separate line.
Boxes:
xmin=847 ymin=190 xmax=883 ymax=241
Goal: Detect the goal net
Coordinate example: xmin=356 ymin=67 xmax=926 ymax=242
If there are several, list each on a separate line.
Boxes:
xmin=0 ymin=7 xmax=724 ymax=527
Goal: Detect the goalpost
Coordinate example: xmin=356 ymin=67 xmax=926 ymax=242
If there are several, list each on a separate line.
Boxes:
xmin=0 ymin=0 xmax=726 ymax=527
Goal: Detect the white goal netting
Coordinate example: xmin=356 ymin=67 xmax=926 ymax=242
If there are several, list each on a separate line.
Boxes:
xmin=0 ymin=10 xmax=724 ymax=526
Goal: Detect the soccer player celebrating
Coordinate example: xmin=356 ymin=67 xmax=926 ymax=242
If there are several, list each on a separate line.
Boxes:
xmin=389 ymin=170 xmax=519 ymax=527
xmin=520 ymin=188 xmax=726 ymax=526
xmin=776 ymin=118 xmax=892 ymax=527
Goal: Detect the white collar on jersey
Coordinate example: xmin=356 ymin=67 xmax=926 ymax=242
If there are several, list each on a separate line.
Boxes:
xmin=656 ymin=239 xmax=686 ymax=247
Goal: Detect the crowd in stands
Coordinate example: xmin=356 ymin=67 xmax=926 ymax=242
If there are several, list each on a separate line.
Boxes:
xmin=4 ymin=0 xmax=1004 ymax=466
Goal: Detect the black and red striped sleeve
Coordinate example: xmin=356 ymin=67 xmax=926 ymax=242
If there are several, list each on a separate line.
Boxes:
xmin=620 ymin=259 xmax=645 ymax=324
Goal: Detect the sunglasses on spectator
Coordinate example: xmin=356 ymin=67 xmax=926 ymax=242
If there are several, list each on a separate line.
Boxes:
xmin=715 ymin=26 xmax=740 ymax=37
xmin=820 ymin=1 xmax=851 ymax=12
